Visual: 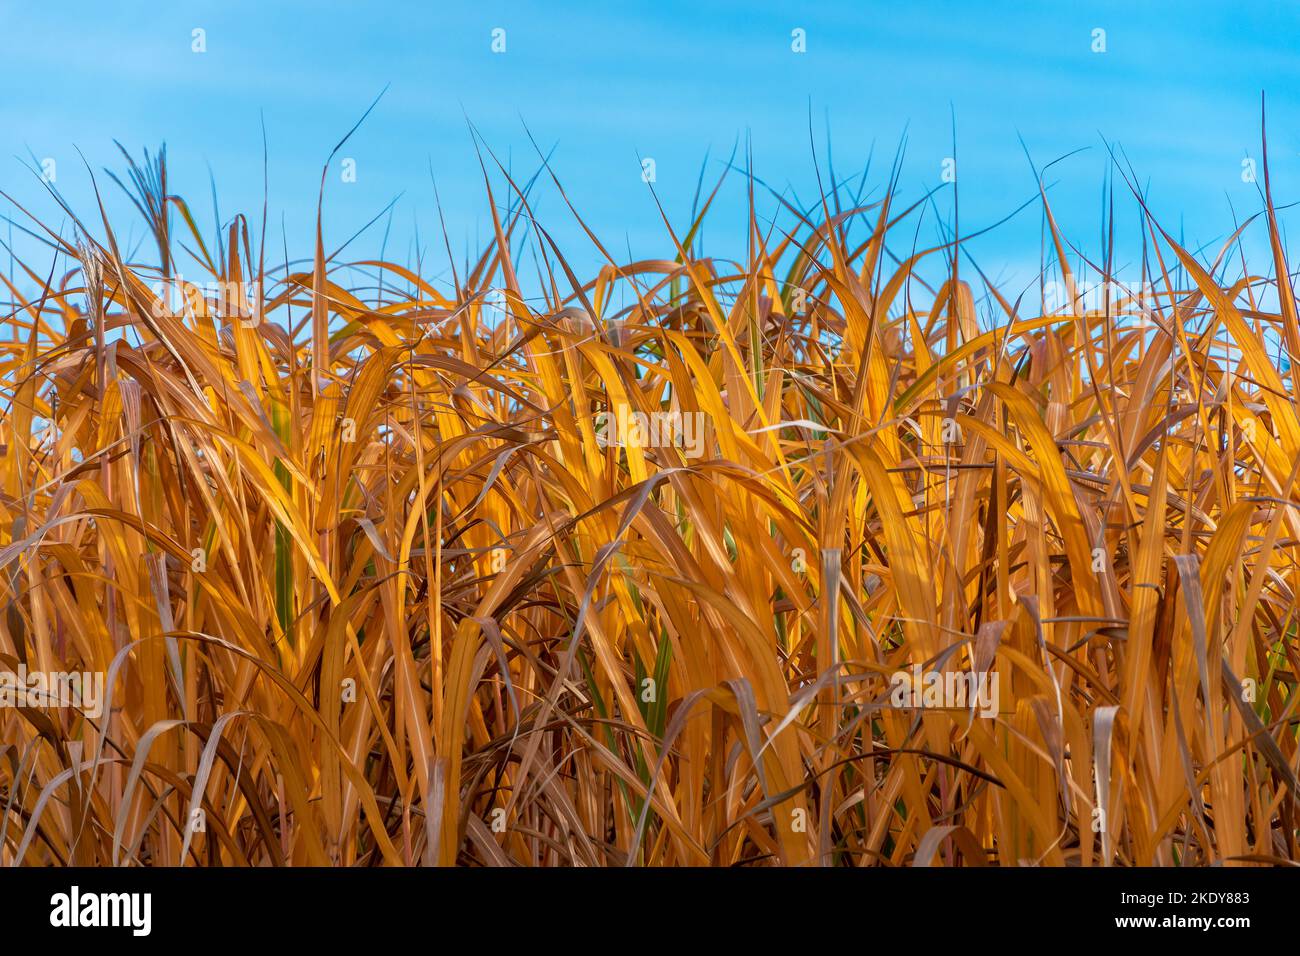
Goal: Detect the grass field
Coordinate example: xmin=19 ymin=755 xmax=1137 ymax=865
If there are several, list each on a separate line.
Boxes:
xmin=2 ymin=137 xmax=1299 ymax=867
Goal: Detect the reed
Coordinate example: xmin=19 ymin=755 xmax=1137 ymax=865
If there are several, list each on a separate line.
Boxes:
xmin=1 ymin=136 xmax=1298 ymax=866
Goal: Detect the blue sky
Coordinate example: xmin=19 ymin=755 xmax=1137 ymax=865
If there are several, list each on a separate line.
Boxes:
xmin=2 ymin=1 xmax=1299 ymax=303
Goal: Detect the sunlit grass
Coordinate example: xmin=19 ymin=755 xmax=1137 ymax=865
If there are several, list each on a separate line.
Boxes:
xmin=1 ymin=137 xmax=1298 ymax=866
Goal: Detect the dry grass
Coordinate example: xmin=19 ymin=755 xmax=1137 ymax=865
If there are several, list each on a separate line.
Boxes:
xmin=2 ymin=136 xmax=1299 ymax=867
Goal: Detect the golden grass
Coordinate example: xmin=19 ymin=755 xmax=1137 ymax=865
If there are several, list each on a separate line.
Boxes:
xmin=2 ymin=140 xmax=1299 ymax=867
